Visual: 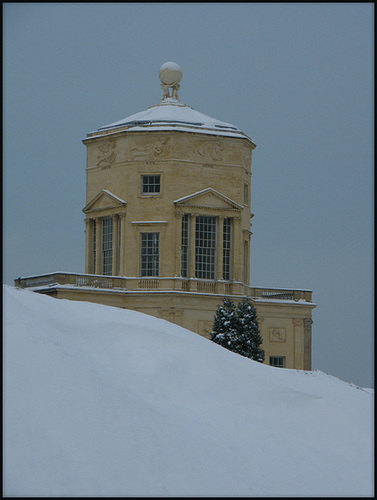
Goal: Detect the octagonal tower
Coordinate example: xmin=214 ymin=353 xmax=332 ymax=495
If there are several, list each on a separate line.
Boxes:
xmin=82 ymin=63 xmax=255 ymax=289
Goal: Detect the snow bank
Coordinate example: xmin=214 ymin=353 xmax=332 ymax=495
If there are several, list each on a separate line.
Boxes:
xmin=3 ymin=285 xmax=373 ymax=497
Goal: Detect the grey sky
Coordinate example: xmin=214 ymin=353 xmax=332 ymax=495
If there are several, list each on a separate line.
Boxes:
xmin=3 ymin=3 xmax=374 ymax=388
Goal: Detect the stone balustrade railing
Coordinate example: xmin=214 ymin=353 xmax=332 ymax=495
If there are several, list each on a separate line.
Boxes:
xmin=248 ymin=287 xmax=313 ymax=302
xmin=14 ymin=272 xmax=312 ymax=302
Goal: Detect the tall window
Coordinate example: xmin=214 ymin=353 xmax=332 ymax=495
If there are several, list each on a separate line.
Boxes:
xmin=140 ymin=233 xmax=159 ymax=276
xmin=92 ymin=220 xmax=96 ymax=274
xmin=181 ymin=214 xmax=189 ymax=277
xmin=223 ymin=218 xmax=232 ymax=280
xmin=102 ymin=217 xmax=113 ymax=275
xmin=270 ymin=356 xmax=285 ymax=368
xmin=195 ymin=216 xmax=217 ymax=279
xmin=141 ymin=175 xmax=161 ymax=194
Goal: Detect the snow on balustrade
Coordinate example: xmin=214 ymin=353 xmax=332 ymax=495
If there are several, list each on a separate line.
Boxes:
xmin=261 ymin=291 xmax=295 ymax=300
xmin=14 ymin=273 xmax=312 ymax=302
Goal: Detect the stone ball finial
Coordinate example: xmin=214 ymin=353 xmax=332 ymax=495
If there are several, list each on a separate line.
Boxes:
xmin=159 ymin=62 xmax=182 ymax=85
xmin=159 ymin=62 xmax=182 ymax=101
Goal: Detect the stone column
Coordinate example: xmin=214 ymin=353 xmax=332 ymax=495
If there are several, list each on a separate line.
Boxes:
xmin=232 ymin=216 xmax=242 ymax=281
xmin=84 ymin=218 xmax=92 ymax=274
xmin=175 ymin=211 xmax=182 ymax=277
xmin=243 ymin=232 xmax=251 ymax=285
xmin=112 ymin=215 xmax=119 ymax=276
xmin=189 ymin=213 xmax=196 ymax=278
xmin=119 ymin=213 xmax=126 ymax=276
xmin=303 ymin=318 xmax=313 ymax=371
xmin=95 ymin=217 xmax=102 ymax=275
xmin=293 ymin=318 xmax=304 ymax=370
xmin=216 ymin=216 xmax=224 ymax=280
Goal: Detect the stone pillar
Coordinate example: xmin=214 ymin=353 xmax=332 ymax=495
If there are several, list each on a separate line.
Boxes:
xmin=293 ymin=318 xmax=304 ymax=370
xmin=232 ymin=217 xmax=242 ymax=281
xmin=303 ymin=318 xmax=313 ymax=371
xmin=243 ymin=232 xmax=251 ymax=285
xmin=175 ymin=211 xmax=182 ymax=277
xmin=112 ymin=215 xmax=119 ymax=276
xmin=119 ymin=213 xmax=126 ymax=276
xmin=216 ymin=216 xmax=224 ymax=280
xmin=95 ymin=217 xmax=102 ymax=275
xmin=84 ymin=218 xmax=92 ymax=274
xmin=189 ymin=213 xmax=196 ymax=278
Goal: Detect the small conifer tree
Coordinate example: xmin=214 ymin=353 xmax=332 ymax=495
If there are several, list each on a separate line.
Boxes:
xmin=210 ymin=298 xmax=238 ymax=349
xmin=235 ymin=297 xmax=265 ymax=362
xmin=210 ymin=297 xmax=265 ymax=362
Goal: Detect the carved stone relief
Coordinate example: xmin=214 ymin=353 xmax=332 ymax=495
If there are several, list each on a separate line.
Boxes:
xmin=97 ymin=140 xmax=116 ymax=167
xmin=129 ymin=136 xmax=171 ymax=160
xmin=160 ymin=307 xmax=182 ymax=325
xmin=269 ymin=328 xmax=286 ymax=342
xmin=193 ymin=140 xmax=224 ymax=162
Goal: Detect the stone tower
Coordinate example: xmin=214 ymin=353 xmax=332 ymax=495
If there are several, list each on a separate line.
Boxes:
xmin=82 ymin=62 xmax=255 ymax=289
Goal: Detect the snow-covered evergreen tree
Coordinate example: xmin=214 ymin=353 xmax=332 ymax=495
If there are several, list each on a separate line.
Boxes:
xmin=235 ymin=298 xmax=265 ymax=362
xmin=210 ymin=298 xmax=238 ymax=349
xmin=210 ymin=297 xmax=264 ymax=362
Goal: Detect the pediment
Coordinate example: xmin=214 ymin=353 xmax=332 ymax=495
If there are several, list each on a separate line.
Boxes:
xmin=174 ymin=188 xmax=243 ymax=211
xmin=83 ymin=189 xmax=127 ymax=213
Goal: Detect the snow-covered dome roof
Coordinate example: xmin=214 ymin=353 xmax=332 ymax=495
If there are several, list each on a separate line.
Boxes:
xmin=87 ymin=62 xmax=252 ymax=142
xmin=93 ymin=99 xmax=249 ymax=140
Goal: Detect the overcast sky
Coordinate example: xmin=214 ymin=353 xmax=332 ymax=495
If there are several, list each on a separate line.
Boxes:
xmin=3 ymin=3 xmax=374 ymax=388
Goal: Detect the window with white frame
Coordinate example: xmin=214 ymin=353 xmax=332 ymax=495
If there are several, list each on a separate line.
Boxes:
xmin=102 ymin=217 xmax=113 ymax=275
xmin=141 ymin=175 xmax=161 ymax=194
xmin=181 ymin=214 xmax=189 ymax=277
xmin=269 ymin=356 xmax=285 ymax=368
xmin=223 ymin=218 xmax=232 ymax=280
xmin=140 ymin=232 xmax=159 ymax=276
xmin=195 ymin=216 xmax=217 ymax=279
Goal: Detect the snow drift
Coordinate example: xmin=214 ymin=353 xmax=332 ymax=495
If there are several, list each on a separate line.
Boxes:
xmin=3 ymin=285 xmax=373 ymax=496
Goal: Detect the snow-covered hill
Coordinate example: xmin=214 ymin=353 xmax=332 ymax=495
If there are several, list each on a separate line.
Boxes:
xmin=3 ymin=285 xmax=374 ymax=497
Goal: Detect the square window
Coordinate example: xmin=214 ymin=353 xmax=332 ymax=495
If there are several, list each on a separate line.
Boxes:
xmin=141 ymin=175 xmax=161 ymax=194
xmin=269 ymin=356 xmax=285 ymax=368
